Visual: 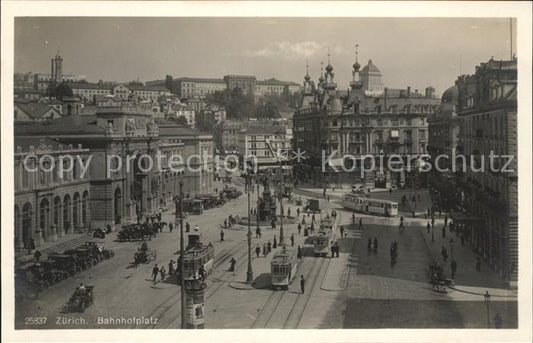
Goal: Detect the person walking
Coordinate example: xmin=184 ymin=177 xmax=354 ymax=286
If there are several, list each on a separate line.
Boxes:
xmin=152 ymin=264 xmax=159 ymax=282
xmin=267 ymin=241 xmax=272 ymax=253
xmin=297 ymin=208 xmax=300 ymax=217
xmin=442 ymin=225 xmax=446 ymax=238
xmin=302 ymin=217 xmax=306 ymax=225
xmin=169 ymin=222 xmax=174 ymax=233
xmin=335 ymin=242 xmax=340 ymax=257
xmin=263 ymin=243 xmax=267 ymax=257
xmin=389 ymin=187 xmax=392 ymax=196
xmin=451 ymin=259 xmax=457 ymax=279
xmin=220 ymin=229 xmax=225 ymax=242
xmin=359 ymin=218 xmax=363 ymax=230
xmin=427 ymin=222 xmax=431 ymax=234
xmin=431 ymin=216 xmax=435 ymax=227
xmin=160 ymin=266 xmax=166 ymax=282
xmin=255 ymin=245 xmax=261 ymax=258
xmin=444 ymin=214 xmax=448 ymax=227
xmin=493 ymin=313 xmax=503 ymax=329
xmin=168 ymin=260 xmax=175 ymax=276
xmin=352 ymin=213 xmax=356 ymax=224
xmin=256 ymin=226 xmax=261 ymax=238
xmin=273 ymin=236 xmax=277 ymax=249
xmin=300 ymin=275 xmax=305 ymax=294
xmin=223 ymin=219 xmax=227 ymax=228
xmin=367 ymin=238 xmax=372 ymax=251
xmin=290 ymin=233 xmax=295 ymax=247
xmin=330 ymin=243 xmax=335 ymax=258
xmin=298 ymin=223 xmax=302 ymax=234
xmin=229 ymin=257 xmax=236 ymax=272
xmin=297 ymin=245 xmax=302 ymax=259
xmin=340 ymin=226 xmax=345 ymax=237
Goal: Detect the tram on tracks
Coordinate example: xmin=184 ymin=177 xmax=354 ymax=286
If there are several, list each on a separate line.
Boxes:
xmin=182 ymin=232 xmax=215 ymax=281
xmin=271 ymin=246 xmax=299 ymax=290
xmin=341 ymin=193 xmax=399 ymax=217
xmin=313 ymin=214 xmax=338 ymax=257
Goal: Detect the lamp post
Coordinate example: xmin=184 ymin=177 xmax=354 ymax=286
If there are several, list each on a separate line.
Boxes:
xmin=431 ymin=223 xmax=435 ymax=242
xmin=256 ymin=183 xmax=260 ymax=236
xmin=449 ymin=238 xmax=455 ymax=260
xmin=174 ymin=179 xmax=186 ymax=329
xmin=278 ymin=175 xmax=285 ymax=245
xmin=484 ymin=290 xmax=491 ymax=328
xmin=245 ymin=173 xmax=253 ymax=283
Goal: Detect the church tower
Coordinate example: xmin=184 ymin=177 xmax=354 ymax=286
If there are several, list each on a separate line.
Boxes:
xmin=51 ymin=50 xmax=63 ymax=82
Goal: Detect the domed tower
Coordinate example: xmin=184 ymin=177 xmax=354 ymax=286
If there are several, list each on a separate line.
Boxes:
xmin=303 ymin=61 xmax=314 ymax=94
xmin=360 ymin=59 xmax=383 ymax=94
xmin=322 ymin=51 xmax=337 ymax=92
xmin=350 ymin=44 xmax=363 ymax=90
xmin=316 ymin=61 xmax=325 ymax=95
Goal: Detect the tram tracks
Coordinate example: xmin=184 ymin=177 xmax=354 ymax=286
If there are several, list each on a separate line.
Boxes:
xmin=133 ymin=239 xmax=249 ymax=329
xmin=251 ymin=256 xmax=330 ymax=329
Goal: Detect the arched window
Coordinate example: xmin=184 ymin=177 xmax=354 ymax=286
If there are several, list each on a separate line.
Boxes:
xmin=39 ymin=198 xmax=50 ymax=231
xmin=73 ymin=193 xmax=80 ymax=230
xmin=63 ymin=195 xmax=71 ymax=233
xmin=53 ymin=196 xmax=61 ymax=227
xmin=22 ymin=203 xmax=32 ymax=249
xmin=82 ymin=191 xmax=89 ymax=225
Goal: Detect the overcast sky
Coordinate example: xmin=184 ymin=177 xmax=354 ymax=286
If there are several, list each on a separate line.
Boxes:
xmin=15 ymin=17 xmax=516 ymax=95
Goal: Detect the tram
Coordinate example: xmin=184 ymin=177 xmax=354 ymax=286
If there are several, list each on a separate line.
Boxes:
xmin=341 ymin=193 xmax=399 ymax=217
xmin=182 ymin=232 xmax=215 ymax=281
xmin=271 ymin=246 xmax=299 ymax=290
xmin=313 ymin=214 xmax=338 ymax=256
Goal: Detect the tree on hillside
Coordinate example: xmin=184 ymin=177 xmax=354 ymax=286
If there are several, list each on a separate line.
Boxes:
xmin=47 ymin=82 xmax=74 ymax=100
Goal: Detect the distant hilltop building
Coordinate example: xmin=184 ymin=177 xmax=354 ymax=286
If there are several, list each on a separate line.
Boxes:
xmin=30 ymin=52 xmax=87 ymax=92
xmin=153 ymin=75 xmax=302 ymax=100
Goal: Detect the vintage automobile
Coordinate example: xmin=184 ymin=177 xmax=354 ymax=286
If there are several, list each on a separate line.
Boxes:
xmin=117 ymin=223 xmax=157 ymax=241
xmin=47 ymin=254 xmax=82 ymax=275
xmin=64 ymin=285 xmax=94 ymax=312
xmin=92 ymin=228 xmax=106 ymax=239
xmin=82 ymin=241 xmax=115 ymax=260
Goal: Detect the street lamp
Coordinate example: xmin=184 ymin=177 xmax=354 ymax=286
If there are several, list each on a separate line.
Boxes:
xmin=277 ymin=176 xmax=285 ymax=245
xmin=245 ymin=173 xmax=253 ymax=283
xmin=484 ymin=290 xmax=491 ymax=328
xmin=174 ymin=179 xmax=186 ymax=329
xmin=449 ymin=238 xmax=455 ymax=260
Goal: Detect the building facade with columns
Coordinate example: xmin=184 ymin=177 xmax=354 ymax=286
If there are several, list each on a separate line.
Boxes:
xmin=293 ymin=55 xmax=440 ymax=189
xmin=14 ymin=138 xmax=91 ymax=249
xmin=454 ymin=57 xmax=518 ymax=286
xmin=15 ymin=105 xmax=215 ymax=247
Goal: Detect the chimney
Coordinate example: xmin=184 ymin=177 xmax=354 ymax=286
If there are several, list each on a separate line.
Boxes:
xmin=407 ymin=86 xmax=411 ymax=98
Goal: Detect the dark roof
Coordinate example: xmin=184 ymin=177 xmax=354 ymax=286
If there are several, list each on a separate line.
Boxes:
xmin=442 ymin=85 xmax=459 ymax=103
xmin=69 ymin=82 xmax=113 ymax=90
xmin=174 ymin=77 xmax=224 ymax=84
xmin=361 ymin=60 xmax=381 ymax=74
xmin=128 ymin=85 xmax=170 ymax=92
xmin=245 ymin=126 xmax=286 ymax=135
xmin=15 ymin=115 xmax=105 ymax=136
xmin=15 ymin=102 xmax=59 ymax=119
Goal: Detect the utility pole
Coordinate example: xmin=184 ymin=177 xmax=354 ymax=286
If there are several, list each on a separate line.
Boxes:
xmin=279 ymin=173 xmax=284 ymax=245
xmin=176 ymin=179 xmax=186 ymax=329
xmin=246 ymin=173 xmax=253 ymax=283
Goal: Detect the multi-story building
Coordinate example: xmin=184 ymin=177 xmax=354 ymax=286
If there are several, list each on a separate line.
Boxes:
xmin=224 ymin=75 xmax=257 ymax=95
xmin=293 ymin=55 xmax=440 ymax=189
xmin=15 ymin=104 xmax=215 ymax=241
xmin=428 ymin=85 xmax=461 ymax=167
xmin=70 ymin=82 xmax=171 ymax=104
xmin=255 ymin=78 xmax=302 ymax=97
xmin=454 ymin=57 xmax=517 ymax=286
xmin=236 ymin=125 xmax=291 ymax=170
xmin=14 ymin=137 xmax=92 ymax=249
xmin=173 ymin=77 xmax=226 ymax=99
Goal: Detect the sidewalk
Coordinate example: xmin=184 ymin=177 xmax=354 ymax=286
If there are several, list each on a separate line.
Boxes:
xmin=419 ymin=224 xmax=509 ymax=290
